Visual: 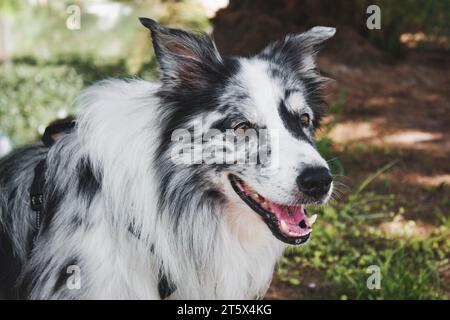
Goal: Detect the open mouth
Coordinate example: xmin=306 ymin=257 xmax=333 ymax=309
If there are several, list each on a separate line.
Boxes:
xmin=229 ymin=174 xmax=317 ymax=245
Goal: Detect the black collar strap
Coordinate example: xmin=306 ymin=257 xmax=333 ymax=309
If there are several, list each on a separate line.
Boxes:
xmin=42 ymin=120 xmax=76 ymax=147
xmin=29 ymin=119 xmax=176 ymax=299
xmin=29 ymin=120 xmax=76 ymax=245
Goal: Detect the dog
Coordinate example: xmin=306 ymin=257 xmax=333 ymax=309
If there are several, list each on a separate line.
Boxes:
xmin=0 ymin=18 xmax=335 ymax=299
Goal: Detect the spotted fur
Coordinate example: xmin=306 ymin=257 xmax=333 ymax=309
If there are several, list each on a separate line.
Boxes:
xmin=0 ymin=19 xmax=335 ymax=299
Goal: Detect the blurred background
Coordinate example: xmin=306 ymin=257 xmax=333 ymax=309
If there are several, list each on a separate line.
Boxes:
xmin=0 ymin=0 xmax=449 ymax=299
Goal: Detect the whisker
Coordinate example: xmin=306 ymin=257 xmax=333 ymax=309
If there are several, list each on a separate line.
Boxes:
xmin=326 ymin=157 xmax=340 ymax=164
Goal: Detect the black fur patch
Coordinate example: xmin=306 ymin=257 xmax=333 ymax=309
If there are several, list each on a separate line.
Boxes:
xmin=17 ymin=269 xmax=36 ymax=299
xmin=156 ymin=57 xmax=240 ymax=160
xmin=259 ymin=35 xmax=329 ymax=130
xmin=77 ymin=159 xmax=101 ymax=206
xmin=300 ymin=76 xmax=326 ymax=128
xmin=278 ymin=99 xmax=312 ymax=143
xmin=17 ymin=262 xmax=51 ymax=299
xmin=0 ymin=227 xmax=22 ymax=299
xmin=39 ymin=184 xmax=63 ymax=235
xmin=155 ymin=58 xmax=240 ymax=220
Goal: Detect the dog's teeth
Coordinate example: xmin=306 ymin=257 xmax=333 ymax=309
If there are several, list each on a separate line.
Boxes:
xmin=309 ymin=214 xmax=318 ymax=225
xmin=280 ymin=220 xmax=289 ymax=233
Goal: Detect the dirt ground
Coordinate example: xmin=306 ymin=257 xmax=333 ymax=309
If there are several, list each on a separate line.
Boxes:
xmin=264 ymin=49 xmax=450 ymax=299
xmin=322 ymin=50 xmax=450 ymax=221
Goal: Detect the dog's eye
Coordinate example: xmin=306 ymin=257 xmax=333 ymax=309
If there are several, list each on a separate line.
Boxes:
xmin=233 ymin=122 xmax=252 ymax=134
xmin=300 ymin=113 xmax=311 ymax=127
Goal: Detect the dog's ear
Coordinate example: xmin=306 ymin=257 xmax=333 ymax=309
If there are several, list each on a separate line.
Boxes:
xmin=259 ymin=26 xmax=336 ymax=74
xmin=139 ymin=17 xmax=223 ymax=88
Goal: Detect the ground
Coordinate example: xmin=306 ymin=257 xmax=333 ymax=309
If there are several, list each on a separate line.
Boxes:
xmin=324 ymin=50 xmax=449 ymax=222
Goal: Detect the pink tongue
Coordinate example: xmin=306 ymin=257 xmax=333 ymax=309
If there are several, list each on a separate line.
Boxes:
xmin=269 ymin=203 xmax=307 ymax=226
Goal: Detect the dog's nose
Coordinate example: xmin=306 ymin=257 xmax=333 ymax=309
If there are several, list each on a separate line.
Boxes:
xmin=297 ymin=167 xmax=333 ymax=198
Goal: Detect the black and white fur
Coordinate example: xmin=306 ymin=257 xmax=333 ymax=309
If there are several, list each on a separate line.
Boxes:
xmin=0 ymin=19 xmax=335 ymax=299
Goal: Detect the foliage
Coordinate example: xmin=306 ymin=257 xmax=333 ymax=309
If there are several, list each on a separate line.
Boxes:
xmin=0 ymin=0 xmax=21 ymax=15
xmin=0 ymin=0 xmax=209 ymax=145
xmin=0 ymin=56 xmax=132 ymax=145
xmin=0 ymin=61 xmax=81 ymax=144
xmin=368 ymin=0 xmax=450 ymax=55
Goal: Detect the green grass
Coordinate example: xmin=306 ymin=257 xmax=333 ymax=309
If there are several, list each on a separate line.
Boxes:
xmin=276 ymin=161 xmax=450 ymax=300
xmin=276 ymin=92 xmax=450 ymax=300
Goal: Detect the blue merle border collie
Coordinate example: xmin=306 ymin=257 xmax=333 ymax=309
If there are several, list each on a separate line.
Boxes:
xmin=0 ymin=18 xmax=335 ymax=299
